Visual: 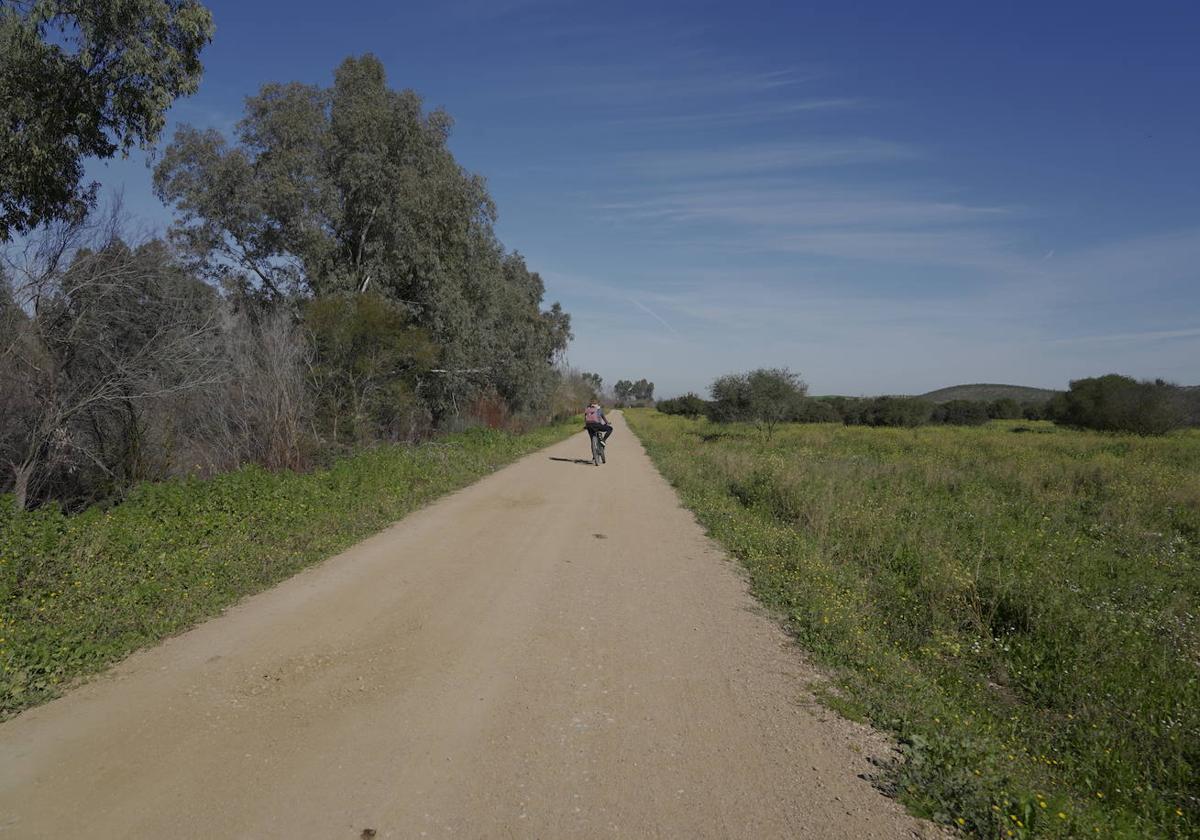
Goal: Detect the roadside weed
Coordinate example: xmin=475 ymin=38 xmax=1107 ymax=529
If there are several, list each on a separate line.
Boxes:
xmin=627 ymin=410 xmax=1199 ymax=838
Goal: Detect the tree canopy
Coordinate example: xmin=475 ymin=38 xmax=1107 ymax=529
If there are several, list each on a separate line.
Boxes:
xmin=154 ymin=54 xmax=571 ymax=418
xmin=0 ymin=0 xmax=214 ymax=238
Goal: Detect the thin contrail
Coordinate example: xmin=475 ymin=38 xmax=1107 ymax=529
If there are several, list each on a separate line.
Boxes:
xmin=1051 ymin=326 xmax=1200 ymax=344
xmin=630 ymin=298 xmax=680 ymax=335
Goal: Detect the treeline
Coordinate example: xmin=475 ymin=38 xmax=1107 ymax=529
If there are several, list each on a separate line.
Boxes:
xmin=659 ymin=370 xmax=1198 ymax=435
xmin=613 ymin=378 xmax=655 ymax=406
xmin=1 ymin=55 xmax=578 ymax=512
xmin=1043 ymin=374 xmax=1198 ymax=435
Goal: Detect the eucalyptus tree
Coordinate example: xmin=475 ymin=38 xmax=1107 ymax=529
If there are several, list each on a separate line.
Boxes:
xmin=155 ymin=54 xmax=570 ymax=420
xmin=0 ymin=0 xmax=214 ymax=238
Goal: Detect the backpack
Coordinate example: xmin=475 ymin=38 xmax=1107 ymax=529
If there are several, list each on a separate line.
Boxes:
xmin=584 ymin=404 xmax=602 ymax=424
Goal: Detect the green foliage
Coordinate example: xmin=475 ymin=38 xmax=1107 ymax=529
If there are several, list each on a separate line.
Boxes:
xmin=854 ymin=395 xmax=934 ymax=427
xmin=1050 ymin=374 xmax=1187 ymax=435
xmin=988 ymin=398 xmax=1023 ymax=420
xmin=549 ymin=367 xmax=599 ymax=422
xmin=921 ymin=384 xmax=1062 ymax=405
xmin=0 ymin=419 xmax=575 ymax=716
xmin=933 ymin=399 xmax=991 ymax=426
xmin=817 ymin=395 xmax=997 ymax=428
xmin=579 ymin=372 xmax=603 ymax=399
xmin=304 ymin=292 xmax=436 ymax=444
xmin=657 ymin=393 xmax=709 ymax=418
xmin=613 ymin=377 xmax=654 ymax=405
xmin=627 ymin=409 xmax=1200 ymax=838
xmin=154 ymin=55 xmax=569 ymax=419
xmin=708 ymin=368 xmax=807 ymax=436
xmin=0 ymin=0 xmax=214 ymax=237
xmin=793 ymin=397 xmax=843 ymax=423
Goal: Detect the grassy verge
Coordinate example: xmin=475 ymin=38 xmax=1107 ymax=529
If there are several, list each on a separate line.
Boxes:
xmin=625 ymin=409 xmax=1199 ymax=839
xmin=0 ymin=421 xmax=576 ymax=716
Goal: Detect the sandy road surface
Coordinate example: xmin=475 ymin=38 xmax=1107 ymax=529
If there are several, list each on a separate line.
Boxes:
xmin=0 ymin=412 xmax=938 ymax=839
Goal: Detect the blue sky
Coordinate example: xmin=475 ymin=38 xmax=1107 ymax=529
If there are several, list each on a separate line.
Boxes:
xmin=91 ymin=0 xmax=1200 ymax=397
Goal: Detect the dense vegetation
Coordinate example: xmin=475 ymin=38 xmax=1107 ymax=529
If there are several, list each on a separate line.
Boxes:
xmin=1046 ymin=374 xmax=1197 ymax=435
xmin=660 ymin=371 xmax=1198 ymax=435
xmin=0 ymin=0 xmax=215 ymax=237
xmin=628 ymin=409 xmax=1199 ymax=838
xmin=0 ymin=420 xmax=576 ymax=716
xmin=613 ymin=378 xmax=655 ymax=406
xmin=920 ymin=384 xmax=1062 ymax=405
xmin=1 ymin=54 xmax=579 ymax=512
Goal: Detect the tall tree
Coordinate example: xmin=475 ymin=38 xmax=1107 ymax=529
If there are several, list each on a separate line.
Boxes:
xmin=154 ymin=54 xmax=570 ymax=419
xmin=0 ymin=0 xmax=214 ymax=238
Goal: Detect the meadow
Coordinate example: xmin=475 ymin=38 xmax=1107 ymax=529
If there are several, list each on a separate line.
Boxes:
xmin=626 ymin=410 xmax=1199 ymax=838
xmin=0 ymin=421 xmax=576 ymax=717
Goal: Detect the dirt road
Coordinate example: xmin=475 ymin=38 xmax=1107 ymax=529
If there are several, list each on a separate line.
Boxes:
xmin=0 ymin=412 xmax=936 ymax=839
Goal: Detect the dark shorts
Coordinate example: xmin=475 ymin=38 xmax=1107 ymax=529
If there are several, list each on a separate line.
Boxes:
xmin=585 ymin=422 xmax=613 ymax=440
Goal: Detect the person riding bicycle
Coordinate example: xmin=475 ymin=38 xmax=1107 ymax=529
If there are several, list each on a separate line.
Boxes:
xmin=584 ymin=400 xmax=613 ymax=445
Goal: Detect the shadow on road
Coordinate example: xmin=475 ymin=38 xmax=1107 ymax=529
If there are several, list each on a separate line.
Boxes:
xmin=548 ymin=457 xmax=595 ymax=466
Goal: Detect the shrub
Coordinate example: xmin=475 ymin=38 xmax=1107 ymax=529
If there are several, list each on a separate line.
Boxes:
xmin=859 ymin=396 xmax=934 ymax=427
xmin=988 ymin=397 xmax=1023 ymax=419
xmin=657 ymin=393 xmax=709 ymax=418
xmin=1052 ymin=374 xmax=1186 ymax=435
xmin=795 ymin=398 xmax=843 ymax=424
xmin=708 ymin=368 xmax=808 ymax=438
xmin=933 ymin=399 xmax=991 ymax=426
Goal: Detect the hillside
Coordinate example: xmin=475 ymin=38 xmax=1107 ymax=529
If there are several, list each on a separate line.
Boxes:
xmin=919 ymin=383 xmax=1061 ymax=404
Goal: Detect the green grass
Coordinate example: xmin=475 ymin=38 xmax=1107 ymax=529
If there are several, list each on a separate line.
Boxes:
xmin=626 ymin=410 xmax=1199 ymax=838
xmin=0 ymin=421 xmax=576 ymax=717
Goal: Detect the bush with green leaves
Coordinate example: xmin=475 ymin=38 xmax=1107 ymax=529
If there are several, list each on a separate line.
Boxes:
xmin=657 ymin=393 xmax=709 ymax=418
xmin=933 ymin=399 xmax=991 ymax=426
xmin=304 ymin=292 xmax=436 ymax=445
xmin=1049 ymin=374 xmax=1186 ymax=435
xmin=858 ymin=396 xmax=934 ymax=427
xmin=988 ymin=397 xmax=1023 ymax=419
xmin=707 ymin=368 xmax=808 ymax=438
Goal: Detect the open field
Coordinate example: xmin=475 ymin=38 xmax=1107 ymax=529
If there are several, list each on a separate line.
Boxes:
xmin=626 ymin=410 xmax=1200 ymax=838
xmin=0 ymin=422 xmax=576 ymax=717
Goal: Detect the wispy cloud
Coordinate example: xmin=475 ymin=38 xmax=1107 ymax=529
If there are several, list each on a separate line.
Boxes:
xmin=540 ymin=66 xmax=820 ymax=106
xmin=1051 ymin=327 xmax=1200 ymax=345
xmin=624 ymin=139 xmax=915 ymax=178
xmin=603 ymin=98 xmax=864 ymax=131
xmin=599 ymin=186 xmax=1010 ymax=229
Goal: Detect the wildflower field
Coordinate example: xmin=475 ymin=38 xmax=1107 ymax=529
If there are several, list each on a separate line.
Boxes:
xmin=626 ymin=409 xmax=1199 ymax=838
xmin=0 ymin=422 xmax=576 ymax=717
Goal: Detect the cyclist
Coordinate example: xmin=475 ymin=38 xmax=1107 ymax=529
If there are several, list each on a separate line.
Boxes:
xmin=584 ymin=400 xmax=613 ymax=447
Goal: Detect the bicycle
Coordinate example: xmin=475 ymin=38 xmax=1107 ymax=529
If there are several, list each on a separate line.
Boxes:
xmin=588 ymin=429 xmax=607 ymax=466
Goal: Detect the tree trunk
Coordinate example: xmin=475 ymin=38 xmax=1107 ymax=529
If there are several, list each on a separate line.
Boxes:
xmin=12 ymin=460 xmax=35 ymax=511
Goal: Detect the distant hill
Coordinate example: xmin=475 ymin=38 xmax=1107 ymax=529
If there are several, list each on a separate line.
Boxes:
xmin=918 ymin=384 xmax=1062 ymax=404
